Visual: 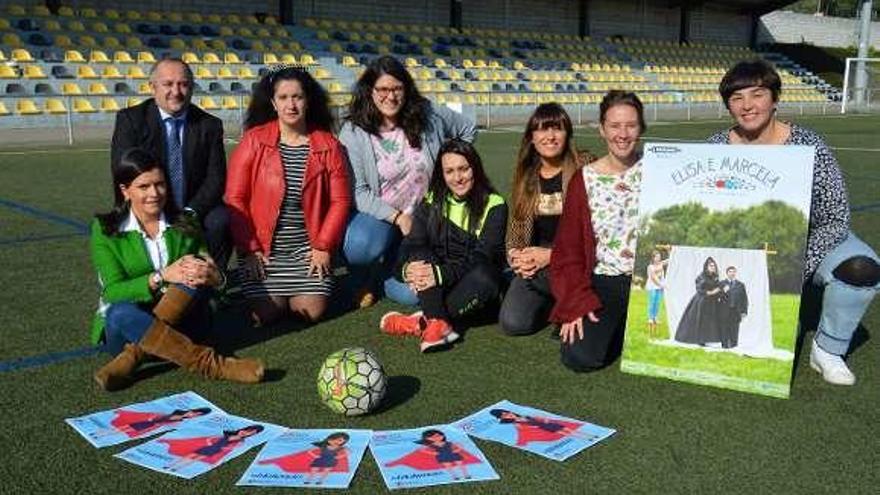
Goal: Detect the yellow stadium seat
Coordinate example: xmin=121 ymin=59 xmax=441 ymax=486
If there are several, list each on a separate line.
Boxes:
xmin=73 ymin=98 xmax=97 ymax=113
xmin=181 ymin=52 xmax=200 ymax=64
xmin=8 ymin=5 xmax=26 ymax=16
xmin=280 ymin=54 xmax=297 ymax=64
xmin=341 ymin=56 xmax=358 ymax=67
xmin=114 ymin=23 xmax=131 ymax=34
xmin=203 ymin=52 xmax=221 ymax=64
xmin=237 ymin=67 xmax=256 ymax=79
xmin=265 ymin=16 xmax=278 ymax=26
xmin=0 ymin=18 xmax=9 ymax=29
xmin=61 ymin=83 xmax=82 ymax=95
xmin=207 ymin=14 xmax=222 ymax=24
xmin=195 ymin=67 xmax=215 ymax=79
xmin=44 ymin=19 xmax=62 ymax=31
xmin=32 ymin=5 xmax=50 ymax=16
xmin=238 ymin=27 xmax=254 ymax=38
xmin=60 ymin=5 xmax=76 ymax=16
xmin=67 ymin=20 xmax=85 ymax=32
xmin=113 ymin=51 xmax=135 ymax=64
xmin=127 ymin=97 xmax=144 ymax=107
xmin=45 ymin=98 xmax=68 ymax=114
xmin=0 ymin=50 xmax=6 ymax=63
xmin=127 ymin=66 xmax=147 ymax=79
xmin=102 ymin=65 xmax=123 ymax=78
xmin=219 ymin=26 xmax=235 ymax=37
xmin=101 ymin=36 xmax=121 ymax=49
xmin=137 ymin=83 xmax=151 ymax=94
xmin=256 ymin=28 xmax=271 ymax=38
xmin=300 ymin=54 xmax=316 ymax=65
xmin=24 ymin=65 xmax=47 ymax=79
xmin=227 ymin=14 xmax=242 ymax=24
xmin=191 ymin=39 xmax=210 ymax=52
xmin=125 ymin=10 xmax=142 ymax=21
xmin=313 ymin=68 xmax=331 ymax=80
xmin=16 ymin=99 xmax=41 ymax=115
xmin=169 ymin=39 xmax=187 ymax=51
xmin=89 ymin=51 xmax=111 ymax=64
xmin=197 ymin=96 xmax=219 ymax=110
xmin=223 ymin=52 xmax=241 ymax=64
xmin=2 ymin=33 xmax=23 ymax=47
xmin=137 ymin=52 xmax=156 ymax=64
xmin=0 ymin=66 xmax=16 ymax=78
xmin=12 ymin=48 xmax=33 ymax=62
xmin=405 ymin=57 xmax=420 ymax=68
xmin=186 ymin=12 xmax=203 ymax=23
xmin=263 ymin=53 xmax=279 ymax=65
xmin=75 ymin=66 xmax=97 ymax=79
xmin=221 ymin=96 xmax=239 ymax=109
xmin=217 ymin=67 xmax=235 ymax=79
xmin=146 ymin=11 xmax=162 ymax=22
xmin=65 ymin=50 xmax=87 ymax=63
xmin=79 ymin=36 xmax=98 ymax=48
xmin=125 ymin=37 xmax=143 ymax=49
xmin=251 ymin=41 xmax=267 ymax=52
xmin=168 ymin=12 xmax=183 ymax=22
xmin=89 ymin=83 xmax=110 ymax=95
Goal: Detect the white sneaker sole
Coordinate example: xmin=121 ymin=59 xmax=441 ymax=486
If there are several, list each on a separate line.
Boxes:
xmin=809 ymin=354 xmax=856 ymax=386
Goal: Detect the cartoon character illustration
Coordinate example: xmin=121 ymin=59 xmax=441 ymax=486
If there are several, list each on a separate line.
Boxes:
xmin=258 ymin=432 xmax=351 ymax=486
xmin=385 ymin=429 xmax=481 ymax=481
xmin=160 ymin=424 xmax=265 ymax=472
xmin=489 ymin=409 xmax=597 ymax=446
xmin=90 ymin=407 xmax=213 ymax=440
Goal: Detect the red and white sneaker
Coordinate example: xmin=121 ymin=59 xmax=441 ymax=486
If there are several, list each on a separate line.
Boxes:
xmin=419 ymin=318 xmax=459 ymax=353
xmin=380 ymin=311 xmax=424 ymax=337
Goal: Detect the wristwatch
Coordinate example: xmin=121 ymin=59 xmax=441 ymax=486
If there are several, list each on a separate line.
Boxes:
xmin=150 ymin=270 xmax=164 ymax=288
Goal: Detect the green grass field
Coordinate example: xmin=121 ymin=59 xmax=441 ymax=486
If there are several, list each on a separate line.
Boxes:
xmin=1 ymin=115 xmax=878 ymax=494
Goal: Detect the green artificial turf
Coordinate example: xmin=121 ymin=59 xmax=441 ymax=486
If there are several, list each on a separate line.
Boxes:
xmin=0 ymin=115 xmax=878 ymax=494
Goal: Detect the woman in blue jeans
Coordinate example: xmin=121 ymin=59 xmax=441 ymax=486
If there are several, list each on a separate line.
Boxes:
xmin=709 ymin=60 xmax=879 ymax=386
xmin=338 ymin=56 xmax=476 ymax=306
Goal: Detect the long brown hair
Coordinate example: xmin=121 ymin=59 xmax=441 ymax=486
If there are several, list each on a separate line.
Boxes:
xmin=510 ymin=103 xmax=581 ymax=221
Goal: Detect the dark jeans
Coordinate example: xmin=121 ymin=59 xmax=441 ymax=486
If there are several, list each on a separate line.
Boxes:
xmin=203 ymin=204 xmax=231 ymax=271
xmin=561 ymin=274 xmax=631 ymax=372
xmin=418 ymin=264 xmax=501 ymax=321
xmin=103 ymin=284 xmax=211 ymax=356
xmin=498 ymin=268 xmax=554 ymax=336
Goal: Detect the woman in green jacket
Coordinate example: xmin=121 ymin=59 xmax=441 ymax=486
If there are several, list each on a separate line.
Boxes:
xmin=91 ymin=148 xmax=263 ymax=390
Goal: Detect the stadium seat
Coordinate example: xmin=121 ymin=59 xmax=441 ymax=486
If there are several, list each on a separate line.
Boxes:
xmin=280 ymin=54 xmax=297 ymax=64
xmin=6 ymin=83 xmax=26 ymax=95
xmin=90 ymin=51 xmax=112 ymax=64
xmin=73 ymin=98 xmax=98 ymax=113
xmin=113 ymin=82 xmax=133 ymax=95
xmin=195 ymin=67 xmax=215 ymax=79
xmin=12 ymin=48 xmax=34 ymax=63
xmin=217 ymin=67 xmax=235 ymax=79
xmin=0 ymin=66 xmax=18 ymax=78
xmin=223 ymin=52 xmax=241 ymax=64
xmin=220 ymin=96 xmax=239 ymax=109
xmin=61 ymin=82 xmax=82 ymax=95
xmin=102 ymin=66 xmax=123 ymax=78
xmin=65 ymin=50 xmax=87 ymax=63
xmin=34 ymin=83 xmax=56 ymax=95
xmin=127 ymin=96 xmax=144 ymax=107
xmin=197 ymin=96 xmax=219 ymax=110
xmin=137 ymin=52 xmax=156 ymax=64
xmin=313 ymin=68 xmax=331 ymax=79
xmin=263 ymin=53 xmax=279 ymax=65
xmin=137 ymin=82 xmax=151 ymax=94
xmin=127 ymin=66 xmax=147 ymax=79
xmin=91 ymin=21 xmax=109 ymax=33
xmin=182 ymin=52 xmax=200 ymax=64
xmin=114 ymin=23 xmax=131 ymax=34
xmin=89 ymin=83 xmax=110 ymax=95
xmin=0 ymin=101 xmax=9 ymax=116
xmin=23 ymin=65 xmax=47 ymax=79
xmin=7 ymin=5 xmax=26 ymax=16
xmin=237 ymin=67 xmax=256 ymax=79
xmin=113 ymin=51 xmax=135 ymax=64
xmin=300 ymin=54 xmax=317 ymax=65
xmin=2 ymin=33 xmax=23 ymax=48
xmin=103 ymin=37 xmax=123 ymax=50
xmin=203 ymin=53 xmax=222 ymax=64
xmin=77 ymin=66 xmax=99 ymax=79
xmin=45 ymin=98 xmax=68 ymax=114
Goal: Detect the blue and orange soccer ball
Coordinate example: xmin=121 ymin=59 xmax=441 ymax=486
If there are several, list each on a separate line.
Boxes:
xmin=317 ymin=347 xmax=387 ymax=416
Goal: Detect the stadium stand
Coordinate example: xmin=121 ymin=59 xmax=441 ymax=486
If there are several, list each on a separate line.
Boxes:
xmin=0 ymin=2 xmax=836 ymax=125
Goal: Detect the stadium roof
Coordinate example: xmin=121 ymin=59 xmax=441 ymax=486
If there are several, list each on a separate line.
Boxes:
xmin=668 ymin=1 xmax=798 ymax=16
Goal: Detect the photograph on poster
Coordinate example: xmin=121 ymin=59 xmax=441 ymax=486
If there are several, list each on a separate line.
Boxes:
xmin=621 ymin=143 xmax=814 ymax=398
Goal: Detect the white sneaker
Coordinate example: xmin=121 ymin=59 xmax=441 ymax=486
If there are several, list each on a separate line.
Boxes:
xmin=809 ymin=340 xmax=856 ymax=386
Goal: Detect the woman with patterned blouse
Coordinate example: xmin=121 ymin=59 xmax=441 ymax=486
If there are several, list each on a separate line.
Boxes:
xmin=339 ymin=56 xmax=477 ymax=307
xmin=708 ymin=60 xmax=878 ymax=386
xmin=550 ymin=91 xmax=645 ymax=371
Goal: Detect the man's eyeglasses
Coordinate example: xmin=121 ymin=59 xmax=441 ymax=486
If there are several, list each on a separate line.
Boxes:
xmin=373 ymin=86 xmax=405 ymax=97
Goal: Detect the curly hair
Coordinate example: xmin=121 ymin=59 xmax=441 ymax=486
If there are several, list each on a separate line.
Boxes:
xmin=345 ymin=55 xmax=430 ymax=148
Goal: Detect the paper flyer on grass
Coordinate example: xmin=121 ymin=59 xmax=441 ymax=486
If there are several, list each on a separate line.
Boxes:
xmin=370 ymin=425 xmax=499 ymax=490
xmin=237 ymin=429 xmax=371 ymax=489
xmin=452 ymin=400 xmax=615 ymax=461
xmin=65 ymin=391 xmax=226 ymax=448
xmin=620 ymin=143 xmax=814 ymax=399
xmin=114 ymin=413 xmax=284 ymax=479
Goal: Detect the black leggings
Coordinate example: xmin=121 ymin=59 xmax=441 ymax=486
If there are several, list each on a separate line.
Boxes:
xmin=419 ymin=264 xmax=501 ymax=322
xmin=498 ymin=268 xmax=554 ymax=336
xmin=561 ymin=274 xmax=631 ymax=372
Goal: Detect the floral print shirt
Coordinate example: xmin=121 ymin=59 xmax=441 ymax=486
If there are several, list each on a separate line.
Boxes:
xmin=371 ymin=127 xmax=431 ymax=215
xmin=583 ymin=161 xmax=642 ymax=276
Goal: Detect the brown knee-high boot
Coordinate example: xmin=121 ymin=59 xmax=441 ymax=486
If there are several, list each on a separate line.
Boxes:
xmin=94 ymin=343 xmax=145 ymax=391
xmin=152 ymin=285 xmax=193 ymax=326
xmin=139 ymin=319 xmax=264 ymax=383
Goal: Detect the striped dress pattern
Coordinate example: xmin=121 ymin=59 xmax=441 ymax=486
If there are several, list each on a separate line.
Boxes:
xmin=240 ymin=142 xmax=333 ymax=298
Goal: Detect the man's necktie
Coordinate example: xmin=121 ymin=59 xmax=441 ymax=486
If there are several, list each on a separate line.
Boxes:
xmin=166 ymin=117 xmax=185 ymax=209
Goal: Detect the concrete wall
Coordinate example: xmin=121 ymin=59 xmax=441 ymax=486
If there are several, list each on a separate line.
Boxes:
xmin=758 ymin=10 xmax=880 ymax=49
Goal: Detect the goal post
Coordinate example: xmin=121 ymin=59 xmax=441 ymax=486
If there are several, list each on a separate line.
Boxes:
xmin=841 ymin=57 xmax=880 ymax=114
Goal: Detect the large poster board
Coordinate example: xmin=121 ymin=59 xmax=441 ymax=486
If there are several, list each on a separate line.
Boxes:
xmin=620 ymin=143 xmax=814 ymax=398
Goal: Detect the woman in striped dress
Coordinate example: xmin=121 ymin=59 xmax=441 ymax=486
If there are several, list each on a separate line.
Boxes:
xmin=226 ymin=66 xmax=351 ymax=325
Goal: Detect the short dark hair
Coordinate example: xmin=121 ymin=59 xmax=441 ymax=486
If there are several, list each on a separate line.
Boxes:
xmin=726 ymin=266 xmax=737 ymax=273
xmin=599 ymin=90 xmax=646 ymax=132
xmin=719 ymin=60 xmax=782 ymax=109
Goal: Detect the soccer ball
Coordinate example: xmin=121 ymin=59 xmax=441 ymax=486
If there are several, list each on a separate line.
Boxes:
xmin=317 ymin=347 xmax=387 ymax=416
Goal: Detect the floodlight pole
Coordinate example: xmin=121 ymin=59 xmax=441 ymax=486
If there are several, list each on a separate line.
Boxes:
xmin=854 ymin=0 xmax=874 ymax=106
xmin=841 ymin=57 xmax=880 ymax=113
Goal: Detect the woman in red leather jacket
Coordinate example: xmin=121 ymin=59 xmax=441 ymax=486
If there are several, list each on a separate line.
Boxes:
xmin=225 ymin=66 xmax=351 ymax=325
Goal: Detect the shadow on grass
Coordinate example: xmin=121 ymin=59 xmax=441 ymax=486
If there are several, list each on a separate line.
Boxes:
xmin=372 ymin=375 xmax=421 ymax=414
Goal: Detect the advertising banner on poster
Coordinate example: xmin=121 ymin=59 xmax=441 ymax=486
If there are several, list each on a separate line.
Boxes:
xmin=238 ymin=429 xmax=372 ymax=489
xmin=65 ymin=391 xmax=226 ymax=448
xmin=620 ymin=143 xmax=814 ymax=398
xmin=453 ymin=400 xmax=615 ymax=461
xmin=370 ymin=425 xmax=499 ymax=490
xmin=115 ymin=413 xmax=284 ymax=479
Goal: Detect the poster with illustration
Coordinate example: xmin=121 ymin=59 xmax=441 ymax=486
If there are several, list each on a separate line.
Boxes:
xmin=237 ymin=429 xmax=371 ymax=489
xmin=370 ymin=425 xmax=499 ymax=490
xmin=621 ymin=143 xmax=814 ymax=399
xmin=115 ymin=413 xmax=284 ymax=479
xmin=65 ymin=391 xmax=225 ymax=448
xmin=452 ymin=400 xmax=615 ymax=461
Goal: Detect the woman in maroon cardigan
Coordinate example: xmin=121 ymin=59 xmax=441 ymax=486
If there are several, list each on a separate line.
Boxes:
xmin=550 ymin=91 xmax=645 ymax=371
